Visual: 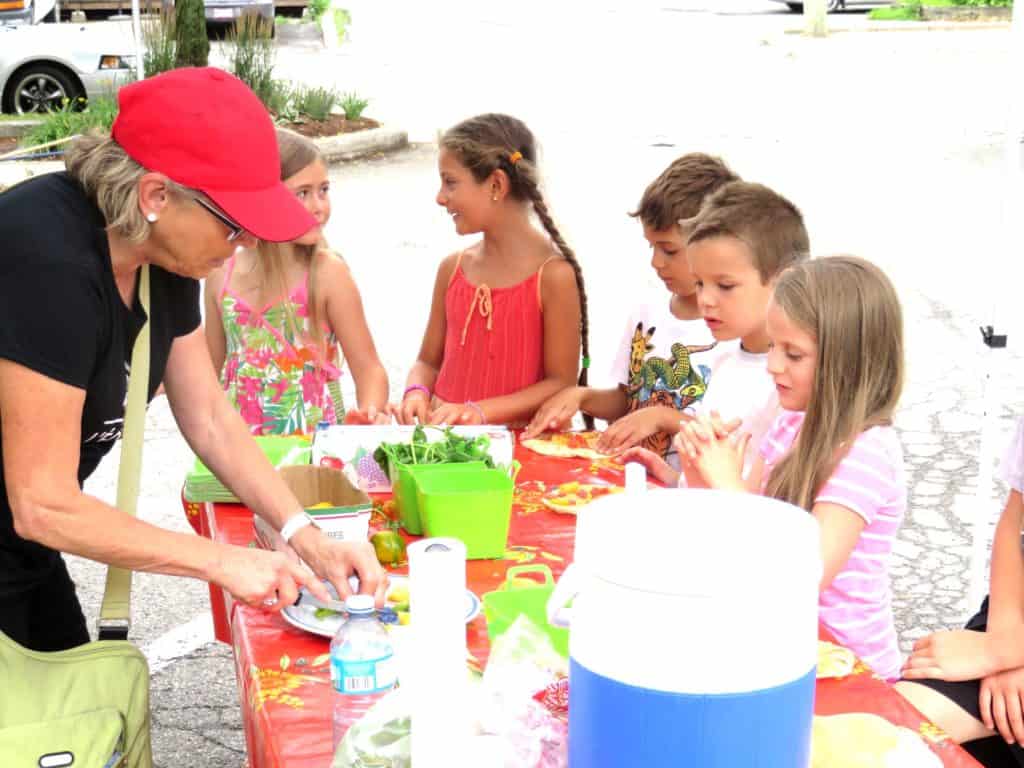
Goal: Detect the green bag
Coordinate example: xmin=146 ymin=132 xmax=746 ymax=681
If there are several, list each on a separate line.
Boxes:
xmin=0 ymin=632 xmax=152 ymax=768
xmin=0 ymin=266 xmax=154 ymax=767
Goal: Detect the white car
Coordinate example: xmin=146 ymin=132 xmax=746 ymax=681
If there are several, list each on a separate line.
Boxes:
xmin=772 ymin=0 xmax=889 ymax=10
xmin=0 ymin=19 xmax=135 ymax=114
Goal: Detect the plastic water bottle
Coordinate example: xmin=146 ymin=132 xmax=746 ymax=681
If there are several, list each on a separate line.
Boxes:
xmin=330 ymin=595 xmax=396 ymax=748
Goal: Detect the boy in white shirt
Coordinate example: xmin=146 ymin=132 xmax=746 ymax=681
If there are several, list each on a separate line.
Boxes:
xmin=625 ymin=180 xmax=810 ymax=482
xmin=524 ymin=154 xmax=738 ymax=466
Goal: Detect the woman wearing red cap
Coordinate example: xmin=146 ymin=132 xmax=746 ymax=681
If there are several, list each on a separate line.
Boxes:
xmin=0 ymin=68 xmax=384 ymax=652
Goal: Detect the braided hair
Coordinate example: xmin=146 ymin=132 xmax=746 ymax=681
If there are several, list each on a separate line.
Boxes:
xmin=441 ymin=114 xmax=593 ymax=427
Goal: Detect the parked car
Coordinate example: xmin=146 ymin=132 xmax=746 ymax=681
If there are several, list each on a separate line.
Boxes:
xmin=773 ymin=0 xmax=889 ymax=10
xmin=0 ymin=19 xmax=134 ymax=114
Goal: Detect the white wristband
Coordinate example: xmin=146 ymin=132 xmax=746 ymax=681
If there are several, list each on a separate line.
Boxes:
xmin=280 ymin=511 xmax=315 ymax=543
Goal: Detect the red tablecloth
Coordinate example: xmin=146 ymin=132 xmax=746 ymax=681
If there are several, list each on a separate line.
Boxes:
xmin=195 ymin=449 xmax=980 ymax=768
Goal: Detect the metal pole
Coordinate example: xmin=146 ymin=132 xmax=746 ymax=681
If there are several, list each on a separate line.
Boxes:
xmin=967 ymin=4 xmax=1022 ymax=610
xmin=804 ymin=0 xmax=827 ymax=38
xmin=131 ymin=0 xmax=144 ymax=81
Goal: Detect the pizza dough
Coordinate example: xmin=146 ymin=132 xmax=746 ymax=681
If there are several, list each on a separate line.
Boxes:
xmin=811 ymin=714 xmax=941 ymax=768
xmin=817 ymin=641 xmax=856 ymax=679
xmin=520 ymin=432 xmax=609 ymax=461
xmin=542 ymin=482 xmax=623 ymax=514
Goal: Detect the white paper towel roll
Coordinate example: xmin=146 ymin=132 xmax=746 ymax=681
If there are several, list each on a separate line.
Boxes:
xmin=406 ymin=538 xmax=471 ymax=767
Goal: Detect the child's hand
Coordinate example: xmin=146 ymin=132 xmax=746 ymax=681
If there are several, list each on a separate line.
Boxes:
xmin=523 ymin=387 xmax=584 ymax=440
xmin=428 ymin=401 xmax=483 ymax=426
xmin=902 ymin=629 xmax=1002 ymax=682
xmin=675 ymin=418 xmax=748 ymax=492
xmin=393 ymin=391 xmax=431 ymax=425
xmin=598 ymin=407 xmax=672 ymax=454
xmin=980 ymin=666 xmax=1024 ymax=745
xmin=344 ymin=406 xmax=392 ymax=426
xmin=619 ymin=446 xmax=681 ymax=487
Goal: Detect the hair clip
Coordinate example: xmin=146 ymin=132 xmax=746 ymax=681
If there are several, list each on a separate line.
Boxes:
xmin=509 ymin=151 xmax=523 ymax=165
xmin=581 ymin=356 xmax=591 ymax=369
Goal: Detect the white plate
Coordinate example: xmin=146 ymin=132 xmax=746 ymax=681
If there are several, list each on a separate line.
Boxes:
xmin=281 ymin=575 xmax=481 ymax=639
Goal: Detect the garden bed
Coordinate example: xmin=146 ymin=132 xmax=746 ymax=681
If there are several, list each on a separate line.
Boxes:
xmin=284 ymin=115 xmax=380 ymax=139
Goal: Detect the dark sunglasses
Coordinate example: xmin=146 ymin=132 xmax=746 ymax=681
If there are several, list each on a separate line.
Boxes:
xmin=194 ymin=197 xmax=246 ymax=242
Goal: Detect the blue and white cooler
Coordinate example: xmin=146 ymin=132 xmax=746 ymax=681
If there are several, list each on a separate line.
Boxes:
xmin=547 ymin=488 xmax=821 ymax=768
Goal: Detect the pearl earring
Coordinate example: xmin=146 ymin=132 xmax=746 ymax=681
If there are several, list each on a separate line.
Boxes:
xmin=146 ymin=213 xmax=158 ymax=223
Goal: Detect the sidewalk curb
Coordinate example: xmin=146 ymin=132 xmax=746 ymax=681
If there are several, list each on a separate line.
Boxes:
xmin=314 ymin=126 xmax=408 ymax=163
xmin=784 ymin=20 xmax=1009 ymax=34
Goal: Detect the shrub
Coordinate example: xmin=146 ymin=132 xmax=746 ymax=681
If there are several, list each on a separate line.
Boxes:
xmin=174 ymin=0 xmax=209 ymax=68
xmin=21 ymin=96 xmax=119 ymax=147
xmin=228 ymin=13 xmax=276 ymax=109
xmin=295 ymin=85 xmax=338 ymax=121
xmin=142 ymin=7 xmax=177 ymax=76
xmin=266 ymin=79 xmax=298 ymax=122
xmin=340 ymin=91 xmax=368 ymax=120
xmin=307 ymin=0 xmax=330 ymax=22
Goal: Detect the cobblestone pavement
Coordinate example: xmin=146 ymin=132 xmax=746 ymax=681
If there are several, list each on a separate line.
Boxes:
xmin=39 ymin=2 xmax=1024 ymax=765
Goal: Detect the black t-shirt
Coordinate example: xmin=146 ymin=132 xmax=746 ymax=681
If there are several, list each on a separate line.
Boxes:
xmin=0 ymin=172 xmax=200 ymax=595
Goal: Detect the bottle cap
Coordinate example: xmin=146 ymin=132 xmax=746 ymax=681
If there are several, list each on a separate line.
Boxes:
xmin=345 ymin=594 xmax=375 ymax=614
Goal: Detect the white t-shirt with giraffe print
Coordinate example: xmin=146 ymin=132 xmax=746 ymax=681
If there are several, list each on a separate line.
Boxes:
xmin=608 ymin=301 xmax=720 ymax=465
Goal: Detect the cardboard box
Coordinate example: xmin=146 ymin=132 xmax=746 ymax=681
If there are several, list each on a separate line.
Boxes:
xmin=278 ymin=465 xmax=371 ymax=542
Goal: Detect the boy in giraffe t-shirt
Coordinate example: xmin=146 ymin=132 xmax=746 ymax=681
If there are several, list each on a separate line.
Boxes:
xmin=524 ymin=154 xmax=738 ymax=468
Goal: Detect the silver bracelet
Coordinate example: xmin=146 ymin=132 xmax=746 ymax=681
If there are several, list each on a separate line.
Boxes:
xmin=280 ymin=511 xmax=315 ymax=543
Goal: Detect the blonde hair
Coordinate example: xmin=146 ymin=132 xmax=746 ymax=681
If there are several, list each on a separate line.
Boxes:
xmin=763 ymin=256 xmax=905 ymax=511
xmin=251 ymin=128 xmax=330 ymax=359
xmin=64 ymin=131 xmax=189 ymax=243
xmin=687 ymin=181 xmax=809 ymax=284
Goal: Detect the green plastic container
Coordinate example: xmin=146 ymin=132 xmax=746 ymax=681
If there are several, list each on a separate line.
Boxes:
xmin=482 ymin=565 xmax=569 ymax=658
xmin=391 ymin=461 xmax=487 ymax=535
xmin=415 ymin=467 xmax=513 ymax=559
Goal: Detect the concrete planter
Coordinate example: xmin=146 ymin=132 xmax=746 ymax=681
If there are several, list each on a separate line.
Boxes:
xmin=0 ymin=119 xmax=43 ymax=139
xmin=274 ymin=19 xmax=324 ymax=46
xmin=919 ymin=5 xmax=1012 ymax=21
xmin=313 ymin=126 xmax=408 ymax=163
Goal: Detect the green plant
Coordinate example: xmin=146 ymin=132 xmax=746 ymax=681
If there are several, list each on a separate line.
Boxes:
xmin=228 ymin=13 xmax=277 ymax=109
xmin=21 ymin=96 xmax=119 ymax=147
xmin=333 ymin=8 xmax=350 ymax=43
xmin=294 ymin=85 xmax=338 ymax=121
xmin=307 ymin=0 xmax=330 ymax=22
xmin=266 ymin=79 xmax=299 ymax=121
xmin=339 ymin=91 xmax=369 ymax=120
xmin=142 ymin=7 xmax=176 ymax=77
xmin=174 ymin=0 xmax=209 ymax=67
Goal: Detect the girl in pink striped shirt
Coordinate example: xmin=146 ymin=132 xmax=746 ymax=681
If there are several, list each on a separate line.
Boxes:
xmin=676 ymin=256 xmax=907 ymax=680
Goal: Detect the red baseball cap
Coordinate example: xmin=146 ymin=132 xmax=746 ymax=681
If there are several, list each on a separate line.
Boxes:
xmin=112 ymin=67 xmax=317 ymax=243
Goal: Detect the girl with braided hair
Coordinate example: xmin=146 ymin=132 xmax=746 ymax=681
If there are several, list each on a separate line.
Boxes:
xmin=394 ymin=114 xmax=590 ymax=427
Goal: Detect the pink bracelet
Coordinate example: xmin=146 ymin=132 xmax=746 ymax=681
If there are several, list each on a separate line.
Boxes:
xmin=465 ymin=400 xmax=486 ymax=422
xmin=403 ymin=384 xmax=431 ymax=401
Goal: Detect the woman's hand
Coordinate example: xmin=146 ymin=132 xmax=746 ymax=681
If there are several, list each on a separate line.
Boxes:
xmin=208 ymin=543 xmax=330 ymax=611
xmin=290 ymin=527 xmax=388 ymax=606
xmin=980 ymin=666 xmax=1024 ymax=745
xmin=428 ymin=400 xmax=483 ymax=426
xmin=598 ymin=407 xmax=673 ymax=454
xmin=393 ymin=390 xmax=431 ymax=425
xmin=619 ymin=446 xmax=681 ymax=487
xmin=901 ymin=629 xmax=1002 ymax=682
xmin=523 ymin=387 xmax=585 ymax=439
xmin=675 ymin=418 xmax=748 ymax=492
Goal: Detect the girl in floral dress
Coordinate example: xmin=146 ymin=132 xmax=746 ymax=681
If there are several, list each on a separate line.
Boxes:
xmin=204 ymin=129 xmax=388 ymax=435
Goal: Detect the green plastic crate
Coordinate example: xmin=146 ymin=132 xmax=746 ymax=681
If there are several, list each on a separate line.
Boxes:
xmin=415 ymin=467 xmax=513 ymax=559
xmin=391 ymin=461 xmax=486 ymax=535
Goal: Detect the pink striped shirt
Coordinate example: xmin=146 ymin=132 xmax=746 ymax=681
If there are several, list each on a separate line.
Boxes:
xmin=760 ymin=411 xmax=906 ymax=681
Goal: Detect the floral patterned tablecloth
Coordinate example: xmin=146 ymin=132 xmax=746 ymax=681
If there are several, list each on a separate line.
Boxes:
xmin=196 ymin=447 xmax=980 ymax=768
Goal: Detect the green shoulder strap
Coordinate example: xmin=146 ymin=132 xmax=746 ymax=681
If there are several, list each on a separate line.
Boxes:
xmin=99 ymin=264 xmax=150 ymax=642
